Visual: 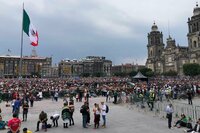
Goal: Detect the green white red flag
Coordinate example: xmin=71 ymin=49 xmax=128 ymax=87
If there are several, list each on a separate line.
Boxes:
xmin=23 ymin=9 xmax=39 ymax=47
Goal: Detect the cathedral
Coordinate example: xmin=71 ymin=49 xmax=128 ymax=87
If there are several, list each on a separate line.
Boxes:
xmin=146 ymin=3 xmax=200 ymax=75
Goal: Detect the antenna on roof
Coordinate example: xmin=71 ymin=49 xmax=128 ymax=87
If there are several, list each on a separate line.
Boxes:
xmin=168 ymin=20 xmax=171 ymax=37
xmin=7 ymin=49 xmax=11 ymax=56
xmin=31 ymin=47 xmax=37 ymax=57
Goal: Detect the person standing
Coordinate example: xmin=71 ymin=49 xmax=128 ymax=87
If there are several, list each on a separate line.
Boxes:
xmin=50 ymin=90 xmax=55 ymax=101
xmin=113 ymin=91 xmax=118 ymax=104
xmin=101 ymin=101 xmax=107 ymax=128
xmin=11 ymin=99 xmax=16 ymax=113
xmin=54 ymin=91 xmax=58 ymax=102
xmin=93 ymin=103 xmax=101 ymax=129
xmin=22 ymin=101 xmax=29 ymax=121
xmin=106 ymin=90 xmax=110 ymax=102
xmin=69 ymin=100 xmax=75 ymax=126
xmin=86 ymin=102 xmax=91 ymax=126
xmin=80 ymin=102 xmax=89 ymax=128
xmin=13 ymin=98 xmax=21 ymax=117
xmin=7 ymin=113 xmax=21 ymax=133
xmin=61 ymin=103 xmax=71 ymax=128
xmin=147 ymin=91 xmax=155 ymax=111
xmin=29 ymin=94 xmax=34 ymax=107
xmin=187 ymin=89 xmax=193 ymax=105
xmin=166 ymin=103 xmax=174 ymax=129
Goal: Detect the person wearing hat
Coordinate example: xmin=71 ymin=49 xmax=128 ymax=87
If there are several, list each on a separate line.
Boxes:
xmin=23 ymin=128 xmax=32 ymax=133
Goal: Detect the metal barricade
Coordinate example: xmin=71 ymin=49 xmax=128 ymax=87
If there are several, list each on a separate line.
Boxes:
xmin=173 ymin=102 xmax=196 ymax=122
xmin=155 ymin=101 xmax=200 ymax=123
xmin=194 ymin=106 xmax=200 ymax=122
xmin=127 ymin=95 xmax=200 ymax=123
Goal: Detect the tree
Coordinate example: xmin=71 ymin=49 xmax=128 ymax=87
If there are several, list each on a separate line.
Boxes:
xmin=93 ymin=72 xmax=104 ymax=77
xmin=128 ymin=70 xmax=137 ymax=77
xmin=162 ymin=70 xmax=178 ymax=76
xmin=113 ymin=72 xmax=127 ymax=77
xmin=81 ymin=73 xmax=90 ymax=77
xmin=146 ymin=71 xmax=154 ymax=77
xmin=183 ymin=63 xmax=200 ymax=76
xmin=138 ymin=67 xmax=154 ymax=77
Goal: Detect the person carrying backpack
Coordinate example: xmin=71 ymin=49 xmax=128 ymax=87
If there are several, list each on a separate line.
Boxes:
xmin=61 ymin=103 xmax=71 ymax=128
xmin=80 ymin=102 xmax=89 ymax=128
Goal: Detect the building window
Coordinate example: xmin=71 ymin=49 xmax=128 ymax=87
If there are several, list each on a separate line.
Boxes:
xmin=193 ymin=23 xmax=196 ymax=32
xmin=194 ymin=41 xmax=197 ymax=48
xmin=150 ymin=50 xmax=153 ymax=56
xmin=193 ymin=60 xmax=195 ymax=63
xmin=168 ymin=57 xmax=172 ymax=62
xmin=189 ymin=25 xmax=192 ymax=33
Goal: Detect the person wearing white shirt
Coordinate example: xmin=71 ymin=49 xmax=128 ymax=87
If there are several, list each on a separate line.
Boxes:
xmin=101 ymin=102 xmax=106 ymax=128
xmin=165 ymin=103 xmax=173 ymax=129
xmin=50 ymin=113 xmax=60 ymax=127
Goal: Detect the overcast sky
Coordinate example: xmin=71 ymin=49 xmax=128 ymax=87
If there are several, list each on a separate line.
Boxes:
xmin=0 ymin=0 xmax=197 ymax=65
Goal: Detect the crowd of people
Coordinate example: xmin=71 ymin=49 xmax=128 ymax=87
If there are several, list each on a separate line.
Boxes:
xmin=0 ymin=76 xmax=199 ymax=132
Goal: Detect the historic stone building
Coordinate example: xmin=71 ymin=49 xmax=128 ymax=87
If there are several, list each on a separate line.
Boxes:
xmin=112 ymin=63 xmax=145 ymax=75
xmin=146 ymin=4 xmax=200 ymax=75
xmin=0 ymin=55 xmax=52 ymax=78
xmin=58 ymin=56 xmax=112 ymax=77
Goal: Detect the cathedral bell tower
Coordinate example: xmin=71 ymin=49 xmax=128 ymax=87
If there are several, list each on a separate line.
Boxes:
xmin=187 ymin=2 xmax=200 ymax=63
xmin=146 ymin=22 xmax=164 ymax=73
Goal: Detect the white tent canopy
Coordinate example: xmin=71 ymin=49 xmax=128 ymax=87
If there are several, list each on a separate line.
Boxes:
xmin=133 ymin=71 xmax=147 ymax=79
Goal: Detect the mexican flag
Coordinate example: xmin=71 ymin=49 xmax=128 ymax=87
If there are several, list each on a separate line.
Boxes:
xmin=23 ymin=9 xmax=39 ymax=47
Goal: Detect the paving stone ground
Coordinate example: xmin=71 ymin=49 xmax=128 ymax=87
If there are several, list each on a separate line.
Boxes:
xmin=1 ymin=97 xmax=197 ymax=133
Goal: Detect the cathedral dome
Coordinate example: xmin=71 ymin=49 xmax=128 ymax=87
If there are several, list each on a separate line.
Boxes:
xmin=193 ymin=2 xmax=200 ymax=16
xmin=151 ymin=22 xmax=158 ymax=31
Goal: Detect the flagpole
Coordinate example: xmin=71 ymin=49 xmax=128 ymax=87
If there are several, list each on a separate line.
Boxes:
xmin=19 ymin=3 xmax=24 ymax=78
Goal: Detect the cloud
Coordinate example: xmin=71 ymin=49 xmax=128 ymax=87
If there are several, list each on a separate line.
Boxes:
xmin=0 ymin=0 xmax=196 ymax=66
xmin=117 ymin=56 xmax=147 ymax=65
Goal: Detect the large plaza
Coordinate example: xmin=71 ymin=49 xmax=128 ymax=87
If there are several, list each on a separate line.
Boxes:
xmin=1 ymin=97 xmax=196 ymax=133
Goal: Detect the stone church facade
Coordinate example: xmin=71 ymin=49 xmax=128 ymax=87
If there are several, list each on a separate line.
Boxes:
xmin=146 ymin=4 xmax=200 ymax=75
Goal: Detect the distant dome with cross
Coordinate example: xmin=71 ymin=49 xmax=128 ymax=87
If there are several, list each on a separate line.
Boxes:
xmin=151 ymin=22 xmax=158 ymax=31
xmin=193 ymin=2 xmax=200 ymax=16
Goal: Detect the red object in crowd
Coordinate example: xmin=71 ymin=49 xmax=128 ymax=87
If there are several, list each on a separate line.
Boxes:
xmin=8 ymin=117 xmax=21 ymax=132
